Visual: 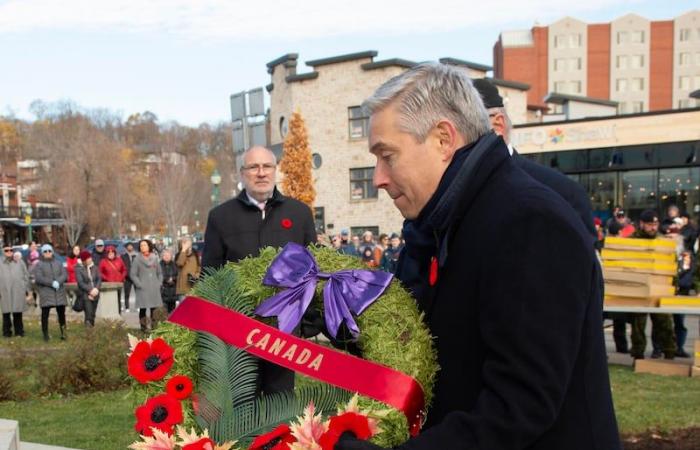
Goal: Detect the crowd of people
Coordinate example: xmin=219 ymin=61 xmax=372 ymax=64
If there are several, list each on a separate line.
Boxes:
xmin=321 ymin=229 xmax=404 ymax=273
xmin=597 ymin=205 xmax=697 ymax=359
xmin=0 ymin=236 xmax=201 ymax=340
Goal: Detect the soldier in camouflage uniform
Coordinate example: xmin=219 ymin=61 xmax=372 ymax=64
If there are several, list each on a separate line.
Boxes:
xmin=630 ymin=209 xmax=676 ymax=360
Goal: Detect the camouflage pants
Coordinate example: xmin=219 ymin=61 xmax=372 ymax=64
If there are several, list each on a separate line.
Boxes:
xmin=630 ymin=313 xmax=675 ymax=358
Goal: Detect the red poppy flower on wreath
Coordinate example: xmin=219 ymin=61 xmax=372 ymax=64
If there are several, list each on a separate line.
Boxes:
xmin=128 ymin=337 xmax=175 ymax=383
xmin=318 ymin=412 xmax=372 ymax=450
xmin=166 ymin=374 xmax=194 ymax=400
xmin=182 ymin=437 xmax=215 ymax=450
xmin=281 ymin=218 xmax=293 ymax=229
xmin=134 ymin=393 xmax=183 ymax=437
xmin=249 ymin=424 xmax=296 ymax=450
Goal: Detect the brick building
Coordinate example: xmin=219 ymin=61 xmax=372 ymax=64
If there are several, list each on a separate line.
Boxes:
xmin=493 ymin=10 xmax=700 ymax=114
xmin=265 ymin=51 xmax=528 ymax=237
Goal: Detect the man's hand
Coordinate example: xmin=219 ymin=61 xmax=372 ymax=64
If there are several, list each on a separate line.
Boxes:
xmin=90 ymin=288 xmax=99 ymax=298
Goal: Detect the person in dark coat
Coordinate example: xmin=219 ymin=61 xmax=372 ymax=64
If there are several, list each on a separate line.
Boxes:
xmin=91 ymin=239 xmax=106 ymax=267
xmin=160 ymin=249 xmax=178 ymax=314
xmin=202 ymin=146 xmax=316 ymax=396
xmin=33 ymin=244 xmax=68 ymax=341
xmin=121 ymin=242 xmax=137 ymax=312
xmin=379 ymin=233 xmax=403 ymax=274
xmin=75 ymin=250 xmax=101 ymax=327
xmin=338 ymin=63 xmax=620 ymax=450
xmin=471 ymin=78 xmax=596 ymax=241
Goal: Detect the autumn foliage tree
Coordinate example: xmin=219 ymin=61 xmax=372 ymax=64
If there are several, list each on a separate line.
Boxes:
xmin=280 ymin=110 xmax=315 ymax=210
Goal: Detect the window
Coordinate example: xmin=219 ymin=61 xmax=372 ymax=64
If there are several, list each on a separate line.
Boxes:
xmin=679 ymin=76 xmax=691 ymax=90
xmin=617 ymin=31 xmax=628 ymax=44
xmin=622 ymin=170 xmax=658 ymax=217
xmin=350 ymin=226 xmax=379 ymax=238
xmin=679 ymin=52 xmax=692 ymax=66
xmin=569 ymin=34 xmax=582 ymax=48
xmin=658 ymin=167 xmax=700 ymax=216
xmin=554 ymin=58 xmax=565 ymax=72
xmin=631 ymin=54 xmax=644 ymax=69
xmin=616 ymin=55 xmax=628 ymax=69
xmin=630 ymin=78 xmax=644 ymax=91
xmin=350 ymin=167 xmax=377 ymax=200
xmin=616 ymin=78 xmax=628 ymax=92
xmin=679 ymin=28 xmax=691 ymax=42
xmin=571 ymin=80 xmax=582 ymax=94
xmin=348 ymin=106 xmax=368 ymax=139
xmin=314 ymin=207 xmax=325 ymax=233
xmin=618 ymin=102 xmax=628 ymax=114
xmin=631 ymin=101 xmax=644 ymax=113
xmin=554 ymin=34 xmax=567 ymax=48
xmin=554 ymin=81 xmax=567 ymax=93
xmin=569 ymin=58 xmax=582 ymax=71
xmin=630 ymin=30 xmax=645 ymax=44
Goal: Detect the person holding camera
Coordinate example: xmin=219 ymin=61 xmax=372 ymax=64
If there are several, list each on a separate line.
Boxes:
xmin=175 ymin=236 xmax=200 ymax=301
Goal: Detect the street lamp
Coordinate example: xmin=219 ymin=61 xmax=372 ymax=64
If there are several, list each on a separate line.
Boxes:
xmin=210 ymin=169 xmax=222 ymax=206
xmin=25 ymin=205 xmax=33 ymax=244
xmin=111 ymin=211 xmax=117 ymax=238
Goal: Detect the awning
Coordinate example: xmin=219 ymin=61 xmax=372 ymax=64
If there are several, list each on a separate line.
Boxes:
xmin=0 ymin=218 xmax=66 ymax=227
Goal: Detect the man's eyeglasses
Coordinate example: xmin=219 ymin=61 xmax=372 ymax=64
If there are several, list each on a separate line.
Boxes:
xmin=241 ymin=163 xmax=276 ymax=173
xmin=3 ymin=249 xmax=12 ymax=253
xmin=42 ymin=250 xmax=53 ymax=253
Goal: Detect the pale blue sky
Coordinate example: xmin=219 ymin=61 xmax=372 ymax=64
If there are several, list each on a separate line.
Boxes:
xmin=1 ymin=0 xmax=697 ymax=126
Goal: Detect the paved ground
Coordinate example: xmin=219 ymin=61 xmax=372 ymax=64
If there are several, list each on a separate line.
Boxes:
xmin=604 ymin=314 xmax=699 ymax=366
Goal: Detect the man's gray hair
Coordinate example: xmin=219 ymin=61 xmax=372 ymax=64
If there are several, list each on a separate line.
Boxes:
xmin=362 ymin=62 xmax=490 ymax=144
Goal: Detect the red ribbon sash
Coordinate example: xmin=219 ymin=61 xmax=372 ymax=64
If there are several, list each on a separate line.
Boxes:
xmin=169 ymin=296 xmax=425 ymax=435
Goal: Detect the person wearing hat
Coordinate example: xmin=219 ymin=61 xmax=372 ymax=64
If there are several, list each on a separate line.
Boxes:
xmin=471 ymin=78 xmax=596 ymax=241
xmin=629 ymin=209 xmax=676 ymax=360
xmin=0 ymin=244 xmax=30 ymax=337
xmin=33 ymin=244 xmax=68 ymax=341
xmin=91 ymin=239 xmax=106 ymax=267
xmin=76 ymin=250 xmax=102 ymax=327
xmin=380 ymin=232 xmax=403 ymax=274
xmin=338 ymin=229 xmax=357 ymax=256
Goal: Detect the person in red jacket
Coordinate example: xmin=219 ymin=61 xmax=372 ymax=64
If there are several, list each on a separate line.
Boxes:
xmin=65 ymin=245 xmax=81 ymax=283
xmin=99 ymin=245 xmax=127 ymax=312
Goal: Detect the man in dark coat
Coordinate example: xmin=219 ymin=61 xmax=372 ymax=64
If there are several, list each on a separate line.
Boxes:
xmin=338 ymin=63 xmax=619 ymax=450
xmin=472 ymin=78 xmax=596 ymax=241
xmin=202 ymin=146 xmax=316 ymax=394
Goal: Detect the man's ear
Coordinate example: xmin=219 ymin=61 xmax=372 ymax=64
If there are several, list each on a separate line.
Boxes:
xmin=490 ymin=113 xmax=506 ymax=138
xmin=432 ymin=119 xmax=464 ymax=162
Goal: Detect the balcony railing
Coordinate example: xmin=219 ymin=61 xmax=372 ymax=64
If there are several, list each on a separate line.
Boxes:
xmin=0 ymin=206 xmax=63 ymax=219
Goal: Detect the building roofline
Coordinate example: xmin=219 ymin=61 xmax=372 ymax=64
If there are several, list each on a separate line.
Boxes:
xmin=286 ymin=72 xmax=319 ymax=83
xmin=361 ymin=58 xmax=417 ymax=70
xmin=488 ymin=77 xmax=530 ymax=91
xmin=306 ymin=51 xmax=378 ymax=67
xmin=691 ymin=89 xmax=700 ymax=99
xmin=439 ymin=57 xmax=492 ymax=72
xmin=514 ymin=106 xmax=700 ymax=129
xmin=543 ymin=92 xmax=618 ymax=107
xmin=266 ymin=53 xmax=299 ymax=74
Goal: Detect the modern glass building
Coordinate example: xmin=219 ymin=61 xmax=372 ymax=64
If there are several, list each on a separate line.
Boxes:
xmin=513 ymin=108 xmax=700 ymax=223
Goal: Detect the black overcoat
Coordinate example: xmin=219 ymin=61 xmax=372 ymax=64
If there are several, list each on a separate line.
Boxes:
xmin=342 ymin=133 xmax=620 ymax=450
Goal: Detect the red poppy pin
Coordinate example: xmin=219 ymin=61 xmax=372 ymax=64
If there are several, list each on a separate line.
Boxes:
xmin=281 ymin=218 xmax=293 ymax=229
xmin=128 ymin=337 xmax=175 ymax=384
xmin=134 ymin=393 xmax=183 ymax=437
xmin=182 ymin=437 xmax=216 ymax=450
xmin=249 ymin=424 xmax=296 ymax=450
xmin=166 ymin=374 xmax=194 ymax=400
xmin=318 ymin=412 xmax=372 ymax=450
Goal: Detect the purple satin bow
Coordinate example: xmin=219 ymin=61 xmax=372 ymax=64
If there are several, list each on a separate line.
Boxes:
xmin=254 ymin=242 xmax=393 ymax=339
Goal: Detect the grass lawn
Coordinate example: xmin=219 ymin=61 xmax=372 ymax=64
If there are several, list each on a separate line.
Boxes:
xmin=2 ymin=364 xmax=699 ymax=449
xmin=2 ymin=389 xmax=136 ymax=450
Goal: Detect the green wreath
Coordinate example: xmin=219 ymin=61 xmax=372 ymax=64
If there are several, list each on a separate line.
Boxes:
xmin=132 ymin=245 xmax=438 ymax=447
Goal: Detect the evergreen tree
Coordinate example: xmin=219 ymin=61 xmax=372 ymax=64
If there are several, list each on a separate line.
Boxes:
xmin=280 ymin=110 xmax=316 ymax=210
